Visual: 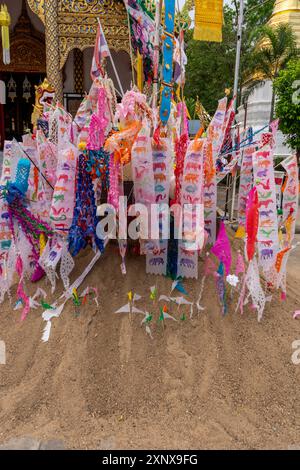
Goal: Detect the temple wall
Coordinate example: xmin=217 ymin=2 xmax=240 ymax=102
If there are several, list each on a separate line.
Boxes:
xmin=9 ymin=0 xmax=44 ymax=34
xmin=6 ymin=1 xmax=132 ymax=97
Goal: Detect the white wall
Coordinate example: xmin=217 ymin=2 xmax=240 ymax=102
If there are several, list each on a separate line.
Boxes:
xmin=9 ymin=2 xmax=133 ymax=96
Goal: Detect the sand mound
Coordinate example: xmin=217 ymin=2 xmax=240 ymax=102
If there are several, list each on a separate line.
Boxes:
xmin=0 ymin=238 xmax=300 ymax=449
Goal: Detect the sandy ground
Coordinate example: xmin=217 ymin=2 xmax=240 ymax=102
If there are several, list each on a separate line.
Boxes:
xmin=0 ymin=232 xmax=299 ymax=450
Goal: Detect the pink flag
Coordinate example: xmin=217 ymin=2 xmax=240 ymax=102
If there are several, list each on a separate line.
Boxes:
xmin=211 ymin=221 xmax=232 ymax=275
xmin=91 ymin=22 xmax=110 ymax=80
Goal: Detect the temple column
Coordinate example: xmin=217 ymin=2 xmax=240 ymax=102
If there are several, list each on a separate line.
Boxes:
xmin=44 ymin=0 xmax=63 ymax=103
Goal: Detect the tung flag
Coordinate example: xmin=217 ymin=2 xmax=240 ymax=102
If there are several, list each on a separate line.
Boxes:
xmin=91 ymin=21 xmax=110 ymax=80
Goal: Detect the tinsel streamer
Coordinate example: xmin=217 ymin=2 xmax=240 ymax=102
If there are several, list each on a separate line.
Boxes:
xmin=211 ymin=221 xmax=232 ymax=275
xmin=68 ymin=153 xmax=104 ymax=256
xmin=2 ymin=180 xmax=53 ymax=282
xmin=15 ymin=255 xmax=30 ymax=321
xmin=87 ymin=87 xmax=109 ymax=150
xmin=107 ymin=152 xmax=120 ymax=212
xmin=215 ymin=261 xmax=227 ymax=316
xmin=245 ymin=187 xmax=259 ymax=262
xmin=86 ymin=149 xmax=110 ymax=188
xmin=174 ymin=133 xmax=188 ymax=205
xmin=33 ymin=166 xmax=39 ymax=199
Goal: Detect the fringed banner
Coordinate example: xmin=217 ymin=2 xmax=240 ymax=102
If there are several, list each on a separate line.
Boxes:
xmin=0 ymin=141 xmax=13 ymax=251
xmin=274 ymin=155 xmax=299 ymax=297
xmin=203 ymin=140 xmax=217 ymax=243
xmin=177 ymin=139 xmax=205 ymax=279
xmin=49 ymin=144 xmax=78 ymax=235
xmin=216 ymin=148 xmax=240 ymax=184
xmin=237 ymin=145 xmax=256 ymax=234
xmin=131 ymin=124 xmax=156 ymax=208
xmin=207 ymin=97 xmax=227 ymax=155
xmin=146 ymin=139 xmax=172 ymax=276
xmin=281 ymin=155 xmax=298 ymax=243
xmin=253 ymin=140 xmax=279 ymax=271
xmin=204 ymin=97 xmax=227 ymax=244
xmin=194 ymin=0 xmax=223 ymax=43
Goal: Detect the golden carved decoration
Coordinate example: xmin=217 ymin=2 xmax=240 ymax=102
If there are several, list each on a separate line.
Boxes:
xmin=0 ymin=1 xmax=45 ymax=73
xmin=74 ymin=48 xmax=84 ymax=94
xmin=31 ymin=77 xmax=55 ymax=129
xmin=44 ymin=0 xmax=63 ymax=103
xmin=26 ymin=0 xmax=45 ymax=23
xmin=27 ymin=0 xmax=130 ymax=70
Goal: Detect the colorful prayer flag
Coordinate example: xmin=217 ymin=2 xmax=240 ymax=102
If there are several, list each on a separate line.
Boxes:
xmin=91 ymin=21 xmax=110 ymax=80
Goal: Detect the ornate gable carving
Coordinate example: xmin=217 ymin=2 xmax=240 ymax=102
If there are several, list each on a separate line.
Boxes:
xmin=0 ymin=3 xmax=46 ymax=73
xmin=27 ymin=0 xmax=130 ymax=69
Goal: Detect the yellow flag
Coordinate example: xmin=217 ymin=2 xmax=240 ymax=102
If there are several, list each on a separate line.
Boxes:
xmin=0 ymin=4 xmax=11 ymax=64
xmin=136 ymin=52 xmax=144 ymax=93
xmin=194 ymin=0 xmax=223 ymax=43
